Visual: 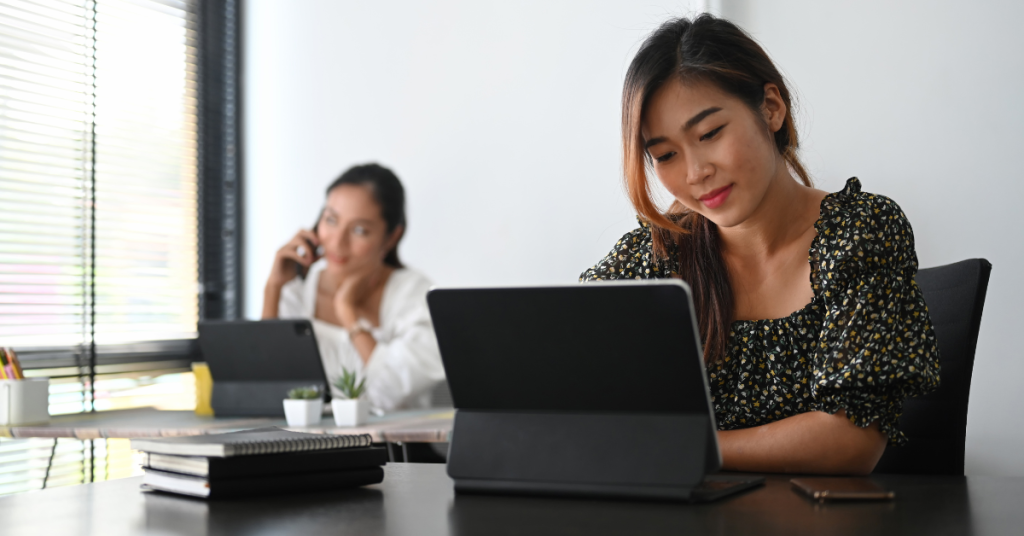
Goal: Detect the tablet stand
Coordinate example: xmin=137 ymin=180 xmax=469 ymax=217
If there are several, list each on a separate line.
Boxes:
xmin=447 ymin=410 xmax=720 ymax=501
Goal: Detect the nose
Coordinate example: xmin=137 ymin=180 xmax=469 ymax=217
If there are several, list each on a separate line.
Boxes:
xmin=685 ymin=152 xmax=712 ymax=185
xmin=322 ymin=227 xmax=347 ymax=256
xmin=335 ymin=230 xmax=350 ymax=252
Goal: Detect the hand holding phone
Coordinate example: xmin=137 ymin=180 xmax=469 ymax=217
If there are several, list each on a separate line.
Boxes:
xmin=268 ymin=229 xmax=321 ymax=287
xmin=293 ymin=237 xmax=322 ymax=278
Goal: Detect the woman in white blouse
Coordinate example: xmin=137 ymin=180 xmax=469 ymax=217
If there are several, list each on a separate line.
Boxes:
xmin=261 ymin=163 xmax=444 ymax=412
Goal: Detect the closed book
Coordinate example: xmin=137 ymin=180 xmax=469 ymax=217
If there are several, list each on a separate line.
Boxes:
xmin=130 ymin=427 xmax=371 ymax=457
xmin=142 ymin=446 xmax=388 ymax=479
xmin=141 ymin=466 xmax=385 ymax=499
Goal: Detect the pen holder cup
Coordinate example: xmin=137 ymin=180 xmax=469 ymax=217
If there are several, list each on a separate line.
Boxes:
xmin=0 ymin=378 xmax=50 ymax=426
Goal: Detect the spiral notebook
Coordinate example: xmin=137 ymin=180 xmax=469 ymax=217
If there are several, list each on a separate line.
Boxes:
xmin=142 ymin=445 xmax=388 ymax=478
xmin=130 ymin=427 xmax=372 ymax=457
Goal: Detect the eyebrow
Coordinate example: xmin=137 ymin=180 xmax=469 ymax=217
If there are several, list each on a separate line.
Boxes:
xmin=322 ymin=209 xmax=374 ymax=225
xmin=643 ymin=106 xmax=723 ymax=150
xmin=684 ymin=107 xmax=722 ymax=132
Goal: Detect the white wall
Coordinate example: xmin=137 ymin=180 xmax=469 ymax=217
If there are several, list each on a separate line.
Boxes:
xmin=243 ymin=0 xmax=700 ymax=311
xmin=244 ymin=0 xmax=1024 ymax=475
xmin=718 ymin=0 xmax=1024 ymax=476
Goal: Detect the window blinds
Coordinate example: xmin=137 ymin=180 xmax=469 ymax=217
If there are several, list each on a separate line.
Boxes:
xmin=0 ymin=0 xmax=93 ymax=348
xmin=0 ymin=0 xmax=198 ymax=352
xmin=0 ymin=437 xmax=139 ymax=497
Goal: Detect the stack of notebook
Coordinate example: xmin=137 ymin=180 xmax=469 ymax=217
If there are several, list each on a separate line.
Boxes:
xmin=131 ymin=427 xmax=387 ymax=499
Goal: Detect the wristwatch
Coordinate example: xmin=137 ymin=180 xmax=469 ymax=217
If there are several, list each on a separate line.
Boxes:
xmin=347 ymin=320 xmax=373 ymax=340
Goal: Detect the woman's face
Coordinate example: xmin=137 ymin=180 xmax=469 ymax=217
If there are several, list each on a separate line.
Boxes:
xmin=641 ymin=79 xmax=786 ymax=229
xmin=316 ymin=184 xmax=397 ymax=275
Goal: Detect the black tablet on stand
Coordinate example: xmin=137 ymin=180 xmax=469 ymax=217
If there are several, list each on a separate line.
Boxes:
xmin=427 ymin=280 xmax=763 ymax=502
xmin=198 ymin=319 xmax=328 ymax=416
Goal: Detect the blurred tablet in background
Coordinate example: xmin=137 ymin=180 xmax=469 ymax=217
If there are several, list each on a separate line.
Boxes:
xmin=198 ymin=320 xmax=328 ymax=416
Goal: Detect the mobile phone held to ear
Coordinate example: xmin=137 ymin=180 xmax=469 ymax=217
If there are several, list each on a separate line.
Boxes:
xmin=295 ymin=240 xmax=323 ymax=279
xmin=791 ymin=478 xmax=895 ymax=503
xmin=296 ymin=222 xmax=323 ymax=279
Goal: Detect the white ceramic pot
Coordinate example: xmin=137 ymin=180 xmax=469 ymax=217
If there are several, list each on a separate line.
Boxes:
xmin=283 ymin=398 xmax=323 ymax=427
xmin=0 ymin=378 xmax=50 ymax=426
xmin=331 ymin=398 xmax=369 ymax=426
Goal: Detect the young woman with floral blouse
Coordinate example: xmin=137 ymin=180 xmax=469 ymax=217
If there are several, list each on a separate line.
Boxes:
xmin=581 ymin=14 xmax=939 ymax=475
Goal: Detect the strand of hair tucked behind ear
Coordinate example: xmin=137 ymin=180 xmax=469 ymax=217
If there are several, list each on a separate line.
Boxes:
xmin=622 ymin=14 xmax=811 ymax=364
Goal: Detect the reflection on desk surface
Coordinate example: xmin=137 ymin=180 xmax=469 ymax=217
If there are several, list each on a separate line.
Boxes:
xmin=2 ymin=464 xmax=1024 ymax=536
xmin=144 ymin=486 xmax=387 ymax=535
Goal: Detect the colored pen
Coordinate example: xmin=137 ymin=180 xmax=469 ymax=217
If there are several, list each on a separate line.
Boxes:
xmin=7 ymin=348 xmax=24 ymax=380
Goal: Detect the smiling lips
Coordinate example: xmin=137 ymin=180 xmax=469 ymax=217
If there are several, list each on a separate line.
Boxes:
xmin=699 ymin=184 xmax=733 ymax=209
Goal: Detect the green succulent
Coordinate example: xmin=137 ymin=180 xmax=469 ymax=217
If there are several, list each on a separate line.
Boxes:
xmin=332 ymin=368 xmax=366 ymax=400
xmin=287 ymin=385 xmax=322 ymax=400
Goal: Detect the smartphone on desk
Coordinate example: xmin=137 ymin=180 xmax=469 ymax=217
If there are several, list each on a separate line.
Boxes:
xmin=791 ymin=478 xmax=895 ymax=502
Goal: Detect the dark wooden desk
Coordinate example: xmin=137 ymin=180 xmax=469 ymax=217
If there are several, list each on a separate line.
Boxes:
xmin=0 ymin=463 xmax=1020 ymax=535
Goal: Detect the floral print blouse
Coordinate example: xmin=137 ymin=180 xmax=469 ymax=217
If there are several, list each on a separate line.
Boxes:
xmin=580 ymin=178 xmax=940 ymax=445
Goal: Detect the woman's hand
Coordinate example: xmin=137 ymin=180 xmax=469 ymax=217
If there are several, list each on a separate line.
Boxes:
xmin=262 ymin=229 xmax=320 ymax=320
xmin=267 ymin=229 xmax=321 ymax=290
xmin=332 ymin=263 xmax=389 ymax=365
xmin=333 ymin=263 xmax=384 ymax=329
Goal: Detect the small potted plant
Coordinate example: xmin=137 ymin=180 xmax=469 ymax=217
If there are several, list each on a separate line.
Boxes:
xmin=331 ymin=368 xmax=368 ymax=426
xmin=283 ymin=385 xmax=323 ymax=427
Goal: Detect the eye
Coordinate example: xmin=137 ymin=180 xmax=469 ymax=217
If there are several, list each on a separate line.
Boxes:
xmin=352 ymin=225 xmax=369 ymax=236
xmin=324 ymin=216 xmax=337 ymax=225
xmin=654 ymin=151 xmax=676 ymax=163
xmin=700 ymin=125 xmax=725 ymax=142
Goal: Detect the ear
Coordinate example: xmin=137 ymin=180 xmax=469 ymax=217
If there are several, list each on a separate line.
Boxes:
xmin=382 ymin=224 xmax=404 ymax=257
xmin=761 ymin=83 xmax=787 ymax=133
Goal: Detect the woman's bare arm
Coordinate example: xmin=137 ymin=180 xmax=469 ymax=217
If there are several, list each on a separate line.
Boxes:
xmin=262 ymin=284 xmax=281 ymax=319
xmin=718 ymin=410 xmax=886 ymax=475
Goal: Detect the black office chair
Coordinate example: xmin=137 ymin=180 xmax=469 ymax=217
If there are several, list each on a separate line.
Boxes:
xmin=873 ymin=258 xmax=992 ymax=475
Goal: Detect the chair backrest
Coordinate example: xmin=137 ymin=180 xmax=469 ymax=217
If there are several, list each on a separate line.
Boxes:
xmin=873 ymin=258 xmax=991 ymax=475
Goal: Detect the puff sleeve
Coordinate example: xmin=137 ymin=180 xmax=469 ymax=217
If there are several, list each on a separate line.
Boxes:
xmin=809 ymin=182 xmax=941 ymax=445
xmin=579 ymin=220 xmax=676 ymax=281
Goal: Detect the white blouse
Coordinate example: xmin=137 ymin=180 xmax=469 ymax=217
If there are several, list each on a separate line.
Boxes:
xmin=277 ymin=260 xmax=445 ymax=411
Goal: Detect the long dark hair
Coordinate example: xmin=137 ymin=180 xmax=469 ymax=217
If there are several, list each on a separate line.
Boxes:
xmin=622 ymin=14 xmax=811 ymax=363
xmin=323 ymin=163 xmax=406 ymax=268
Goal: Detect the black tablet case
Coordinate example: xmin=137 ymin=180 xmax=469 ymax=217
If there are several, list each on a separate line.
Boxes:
xmin=428 ymin=281 xmax=724 ymax=501
xmin=198 ymin=319 xmax=328 ymax=416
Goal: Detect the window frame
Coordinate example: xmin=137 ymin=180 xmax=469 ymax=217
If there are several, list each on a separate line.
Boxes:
xmin=198 ymin=0 xmax=244 ymax=323
xmin=13 ymin=0 xmax=243 ymax=389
